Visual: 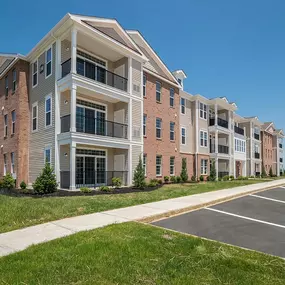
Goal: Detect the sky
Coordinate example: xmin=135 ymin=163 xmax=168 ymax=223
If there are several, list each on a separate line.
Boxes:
xmin=1 ymin=0 xmax=285 ymax=130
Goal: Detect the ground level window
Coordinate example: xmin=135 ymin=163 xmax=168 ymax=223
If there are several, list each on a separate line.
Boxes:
xmin=3 ymin=154 xmax=7 ymax=175
xmin=143 ymin=154 xmax=147 ymax=176
xmin=170 ymin=157 xmax=175 ymax=176
xmin=156 ymin=155 xmax=162 ymax=176
xmin=201 ymin=159 xmax=208 ymax=175
xmin=11 ymin=152 xmax=15 ymax=174
xmin=44 ymin=147 xmax=51 ymax=165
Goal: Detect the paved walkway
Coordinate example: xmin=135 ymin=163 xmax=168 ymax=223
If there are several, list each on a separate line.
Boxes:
xmin=1 ymin=179 xmax=285 ymax=257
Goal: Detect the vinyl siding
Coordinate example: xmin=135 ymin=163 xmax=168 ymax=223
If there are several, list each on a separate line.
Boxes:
xmin=132 ymin=59 xmax=141 ymax=97
xmin=132 ymin=99 xmax=142 ymax=141
xmin=132 ymin=144 xmax=142 ymax=174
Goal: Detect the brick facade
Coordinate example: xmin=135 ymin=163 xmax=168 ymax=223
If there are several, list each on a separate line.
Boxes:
xmin=0 ymin=59 xmax=30 ymax=187
xmin=261 ymin=131 xmax=274 ymax=175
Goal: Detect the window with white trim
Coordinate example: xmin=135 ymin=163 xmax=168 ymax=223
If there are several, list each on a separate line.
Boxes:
xmin=170 ymin=88 xmax=174 ymax=107
xmin=5 ymin=76 xmax=8 ymax=97
xmin=170 ymin=156 xmax=175 ymax=176
xmin=44 ymin=147 xmax=51 ymax=165
xmin=200 ymin=130 xmax=208 ymax=147
xmin=156 ymin=81 xmax=161 ymax=102
xmin=143 ymin=154 xmax=147 ymax=176
xmin=170 ymin=122 xmax=175 ymax=141
xmin=156 ymin=118 xmax=162 ymax=139
xmin=3 ymin=154 xmax=7 ymax=175
xmin=201 ymin=159 xmax=208 ymax=175
xmin=12 ymin=69 xmax=17 ymax=93
xmin=156 ymin=155 xmax=162 ymax=176
xmin=181 ymin=127 xmax=186 ymax=145
xmin=199 ymin=102 xmax=207 ymax=119
xmin=235 ymin=138 xmax=246 ymax=153
xmin=45 ymin=96 xmax=52 ymax=127
xmin=45 ymin=47 xmax=52 ymax=77
xmin=32 ymin=60 xmax=38 ymax=87
xmin=11 ymin=110 xmax=16 ymax=135
xmin=11 ymin=152 xmax=15 ymax=174
xmin=4 ymin=114 xmax=8 ymax=137
xmin=32 ymin=102 xmax=38 ymax=131
xmin=143 ymin=75 xmax=146 ymax=97
xmin=143 ymin=114 xmax=147 ymax=136
xmin=181 ymin=98 xmax=185 ymax=114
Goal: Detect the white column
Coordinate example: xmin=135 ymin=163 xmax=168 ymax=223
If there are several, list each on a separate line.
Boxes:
xmin=243 ymin=160 xmax=247 ymax=176
xmin=216 ymin=158 xmax=219 ymax=179
xmin=70 ymin=141 xmax=76 ymax=190
xmin=215 ymin=130 xmax=218 ymax=154
xmin=214 ymin=104 xmax=218 ymax=126
xmin=56 ymin=38 xmax=62 ymax=80
xmin=233 ymin=160 xmax=236 ymax=178
xmin=71 ymin=28 xmax=77 ymax=74
xmin=70 ymin=84 xmax=77 ymax=132
xmin=128 ymin=145 xmax=133 ymax=186
xmin=128 ymin=57 xmax=132 ymax=94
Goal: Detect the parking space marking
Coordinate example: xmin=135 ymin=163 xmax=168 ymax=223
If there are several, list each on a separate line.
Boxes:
xmin=250 ymin=194 xmax=285 ymax=204
xmin=205 ymin=207 xmax=285 ymax=229
xmin=279 ymin=186 xmax=285 ymax=189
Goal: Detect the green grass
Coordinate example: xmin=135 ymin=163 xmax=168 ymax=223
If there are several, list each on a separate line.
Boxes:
xmin=0 ymin=180 xmax=267 ymax=233
xmin=1 ymin=222 xmax=285 ymax=284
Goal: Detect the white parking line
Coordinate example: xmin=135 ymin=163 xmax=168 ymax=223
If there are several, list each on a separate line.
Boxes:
xmin=205 ymin=207 xmax=285 ymax=229
xmin=279 ymin=186 xmax=285 ymax=189
xmin=250 ymin=194 xmax=285 ymax=204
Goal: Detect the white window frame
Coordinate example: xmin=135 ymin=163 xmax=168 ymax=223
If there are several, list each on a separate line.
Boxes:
xmin=235 ymin=138 xmax=246 ymax=153
xmin=12 ymin=69 xmax=17 ymax=93
xmin=199 ymin=102 xmax=207 ymax=120
xmin=11 ymin=110 xmax=16 ymax=135
xmin=45 ymin=94 xmax=52 ymax=128
xmin=11 ymin=152 xmax=15 ymax=174
xmin=32 ymin=59 xmax=38 ymax=88
xmin=181 ymin=98 xmax=185 ymax=114
xmin=200 ymin=130 xmax=208 ymax=147
xmin=201 ymin=159 xmax=208 ymax=175
xmin=143 ymin=154 xmax=147 ymax=177
xmin=156 ymin=118 xmax=162 ymax=139
xmin=170 ymin=156 xmax=175 ymax=176
xmin=44 ymin=146 xmax=52 ymax=165
xmin=170 ymin=121 xmax=175 ymax=141
xmin=3 ymin=153 xmax=7 ymax=175
xmin=4 ymin=114 xmax=8 ymax=137
xmin=181 ymin=127 xmax=186 ymax=145
xmin=143 ymin=114 xmax=147 ymax=137
xmin=156 ymin=81 xmax=161 ymax=102
xmin=156 ymin=155 xmax=162 ymax=177
xmin=45 ymin=46 xmax=52 ymax=78
xmin=143 ymin=74 xmax=146 ymax=97
xmin=170 ymin=88 xmax=174 ymax=107
xmin=32 ymin=101 xmax=38 ymax=132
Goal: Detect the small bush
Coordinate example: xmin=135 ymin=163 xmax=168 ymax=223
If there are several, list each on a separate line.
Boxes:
xmin=170 ymin=176 xmax=177 ymax=183
xmin=222 ymin=175 xmax=230 ymax=181
xmin=206 ymin=176 xmax=210 ymax=181
xmin=133 ymin=156 xmax=145 ymax=188
xmin=0 ymin=179 xmax=3 ymax=189
xmin=80 ymin=187 xmax=92 ymax=193
xmin=218 ymin=177 xmax=222 ymax=181
xmin=112 ymin=177 xmax=122 ymax=188
xmin=269 ymin=167 xmax=273 ymax=177
xmin=3 ymin=173 xmax=15 ymax=189
xmin=180 ymin=158 xmax=188 ymax=182
xmin=209 ymin=162 xmax=217 ymax=181
xmin=249 ymin=175 xmax=255 ymax=179
xmin=164 ymin=176 xmax=170 ymax=183
xmin=229 ymin=175 xmax=234 ymax=180
xmin=148 ymin=182 xmax=157 ymax=187
xmin=157 ymin=179 xmax=163 ymax=185
xmin=20 ymin=181 xmax=27 ymax=190
xmin=191 ymin=175 xmax=196 ymax=182
xmin=99 ymin=185 xmax=111 ymax=192
xmin=176 ymin=176 xmax=182 ymax=183
xmin=149 ymin=179 xmax=159 ymax=186
xmin=33 ymin=163 xmax=57 ymax=194
xmin=237 ymin=176 xmax=248 ymax=180
xmin=199 ymin=175 xmax=204 ymax=182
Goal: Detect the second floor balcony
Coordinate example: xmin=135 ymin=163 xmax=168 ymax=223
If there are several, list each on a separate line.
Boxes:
xmin=234 ymin=125 xmax=244 ymax=136
xmin=209 ymin=117 xmax=229 ymax=129
xmin=254 ymin=152 xmax=260 ymax=159
xmin=210 ymin=144 xmax=229 ymax=154
xmin=280 ymin=158 xmax=283 ymax=163
xmin=254 ymin=133 xmax=260 ymax=140
xmin=279 ymin=143 xmax=283 ymax=149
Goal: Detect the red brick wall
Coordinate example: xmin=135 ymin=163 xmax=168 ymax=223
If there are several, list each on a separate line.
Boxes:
xmin=0 ymin=60 xmax=30 ymax=186
xmin=261 ymin=131 xmax=274 ymax=174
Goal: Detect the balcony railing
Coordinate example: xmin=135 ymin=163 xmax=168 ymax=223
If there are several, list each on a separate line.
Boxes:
xmin=61 ymin=58 xmax=128 ymax=92
xmin=254 ymin=152 xmax=260 ymax=159
xmin=279 ymin=143 xmax=283 ymax=149
xmin=218 ymin=171 xmax=229 ymax=178
xmin=254 ymin=133 xmax=260 ymax=140
xmin=280 ymin=158 xmax=283 ymax=163
xmin=234 ymin=126 xmax=244 ymax=136
xmin=218 ymin=145 xmax=229 ymax=154
xmin=209 ymin=117 xmax=229 ymax=129
xmin=61 ymin=114 xmax=128 ymax=139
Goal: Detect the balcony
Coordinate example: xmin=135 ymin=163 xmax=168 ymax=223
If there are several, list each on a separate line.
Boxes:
xmin=280 ymin=158 xmax=283 ymax=163
xmin=254 ymin=133 xmax=260 ymax=140
xmin=279 ymin=143 xmax=283 ymax=149
xmin=218 ymin=145 xmax=229 ymax=154
xmin=61 ymin=58 xmax=128 ymax=92
xmin=209 ymin=117 xmax=229 ymax=129
xmin=218 ymin=171 xmax=229 ymax=178
xmin=234 ymin=126 xmax=244 ymax=136
xmin=61 ymin=114 xmax=128 ymax=139
xmin=254 ymin=152 xmax=260 ymax=159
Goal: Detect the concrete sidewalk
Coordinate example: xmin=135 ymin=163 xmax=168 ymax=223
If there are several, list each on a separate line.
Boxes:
xmin=1 ymin=179 xmax=285 ymax=257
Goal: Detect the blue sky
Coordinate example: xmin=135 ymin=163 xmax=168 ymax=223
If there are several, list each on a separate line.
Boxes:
xmin=1 ymin=0 xmax=285 ymax=130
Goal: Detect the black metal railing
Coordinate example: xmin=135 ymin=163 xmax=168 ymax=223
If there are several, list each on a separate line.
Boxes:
xmin=255 ymin=152 xmax=260 ymax=159
xmin=235 ymin=125 xmax=244 ymax=136
xmin=254 ymin=133 xmax=260 ymax=140
xmin=209 ymin=118 xmax=215 ymax=126
xmin=60 ymin=115 xmax=128 ymax=139
xmin=218 ymin=171 xmax=229 ymax=178
xmin=279 ymin=143 xmax=283 ymax=149
xmin=209 ymin=117 xmax=228 ymax=129
xmin=280 ymin=158 xmax=283 ymax=163
xmin=61 ymin=58 xmax=128 ymax=92
xmin=218 ymin=145 xmax=229 ymax=154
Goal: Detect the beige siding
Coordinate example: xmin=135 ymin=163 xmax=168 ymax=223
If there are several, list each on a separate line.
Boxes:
xmin=60 ymin=91 xmax=70 ymax=117
xmin=132 ymin=145 xmax=142 ymax=174
xmin=132 ymin=59 xmax=141 ymax=97
xmin=60 ymin=145 xmax=70 ymax=171
xmin=61 ymin=39 xmax=71 ymax=63
xmin=132 ymin=99 xmax=142 ymax=141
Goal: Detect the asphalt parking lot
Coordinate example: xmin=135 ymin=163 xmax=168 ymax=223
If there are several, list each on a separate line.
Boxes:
xmin=152 ymin=186 xmax=285 ymax=258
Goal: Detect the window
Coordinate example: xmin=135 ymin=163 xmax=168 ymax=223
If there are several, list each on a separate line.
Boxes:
xmin=170 ymin=157 xmax=175 ymax=176
xmin=200 ymin=102 xmax=207 ymax=119
xmin=170 ymin=88 xmax=174 ymax=107
xmin=200 ymin=130 xmax=208 ymax=147
xmin=11 ymin=110 xmax=16 ymax=134
xmin=44 ymin=147 xmax=51 ymax=165
xmin=4 ymin=114 xmax=7 ymax=137
xmin=156 ymin=155 xmax=162 ymax=176
xmin=5 ymin=76 xmax=8 ymax=97
xmin=143 ymin=75 xmax=146 ymax=97
xmin=156 ymin=118 xmax=162 ymax=138
xmin=156 ymin=81 xmax=161 ymax=102
xmin=143 ymin=114 xmax=147 ymax=136
xmin=45 ymin=47 xmax=52 ymax=77
xmin=178 ymin=78 xmax=182 ymax=85
xmin=235 ymin=138 xmax=246 ymax=153
xmin=181 ymin=127 xmax=186 ymax=145
xmin=3 ymin=154 xmax=7 ymax=175
xmin=45 ymin=96 xmax=52 ymax=127
xmin=181 ymin=98 xmax=185 ymax=114
xmin=143 ymin=154 xmax=147 ymax=176
xmin=11 ymin=152 xmax=15 ymax=174
xmin=32 ymin=60 xmax=38 ymax=87
xmin=12 ymin=69 xmax=17 ymax=93
xmin=170 ymin=122 xmax=175 ymax=141
xmin=201 ymin=159 xmax=208 ymax=175
xmin=32 ymin=102 xmax=38 ymax=131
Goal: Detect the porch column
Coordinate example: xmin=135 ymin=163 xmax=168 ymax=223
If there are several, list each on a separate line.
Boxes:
xmin=71 ymin=28 xmax=77 ymax=74
xmin=214 ymin=104 xmax=218 ymax=126
xmin=70 ymin=84 xmax=77 ymax=133
xmin=215 ymin=131 xmax=218 ymax=154
xmin=216 ymin=158 xmax=219 ymax=179
xmin=243 ymin=160 xmax=247 ymax=176
xmin=70 ymin=141 xmax=76 ymax=190
xmin=128 ymin=145 xmax=133 ymax=186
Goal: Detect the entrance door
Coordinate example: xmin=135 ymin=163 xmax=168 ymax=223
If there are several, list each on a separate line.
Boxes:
xmin=96 ymin=157 xmax=106 ymax=185
xmin=85 ymin=157 xmax=95 ymax=186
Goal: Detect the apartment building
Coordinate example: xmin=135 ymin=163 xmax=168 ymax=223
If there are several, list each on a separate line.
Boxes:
xmin=274 ymin=129 xmax=284 ymax=176
xmin=0 ymin=54 xmax=30 ymax=187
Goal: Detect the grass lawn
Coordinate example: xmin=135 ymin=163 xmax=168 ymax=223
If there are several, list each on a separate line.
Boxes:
xmin=0 ymin=179 xmax=270 ymax=233
xmin=1 ymin=222 xmax=285 ymax=284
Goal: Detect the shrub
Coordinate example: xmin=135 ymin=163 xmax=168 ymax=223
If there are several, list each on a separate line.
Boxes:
xmin=191 ymin=175 xmax=196 ymax=182
xmin=180 ymin=158 xmax=188 ymax=182
xmin=229 ymin=175 xmax=234 ymax=180
xmin=218 ymin=177 xmax=222 ymax=181
xmin=20 ymin=181 xmax=27 ymax=190
xmin=0 ymin=179 xmax=3 ymax=189
xmin=237 ymin=176 xmax=248 ymax=180
xmin=133 ymin=156 xmax=146 ymax=188
xmin=209 ymin=161 xmax=217 ymax=181
xmin=150 ymin=179 xmax=158 ymax=186
xmin=3 ymin=173 xmax=15 ymax=189
xmin=112 ymin=177 xmax=122 ymax=188
xmin=164 ymin=176 xmax=170 ymax=183
xmin=261 ymin=164 xmax=267 ymax=178
xmin=249 ymin=175 xmax=255 ymax=179
xmin=176 ymin=176 xmax=182 ymax=183
xmin=199 ymin=175 xmax=204 ymax=182
xmin=206 ymin=176 xmax=210 ymax=181
xmin=148 ymin=182 xmax=157 ymax=187
xmin=170 ymin=176 xmax=177 ymax=183
xmin=80 ymin=187 xmax=91 ymax=193
xmin=269 ymin=167 xmax=273 ymax=177
xmin=157 ymin=179 xmax=163 ymax=185
xmin=222 ymin=175 xmax=230 ymax=181
xmin=32 ymin=163 xmax=57 ymax=194
xmin=99 ymin=185 xmax=111 ymax=192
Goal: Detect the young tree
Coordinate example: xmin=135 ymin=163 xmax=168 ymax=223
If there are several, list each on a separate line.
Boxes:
xmin=269 ymin=166 xmax=273 ymax=177
xmin=180 ymin=158 xmax=188 ymax=182
xmin=261 ymin=164 xmax=267 ymax=178
xmin=133 ymin=156 xmax=145 ymax=188
xmin=209 ymin=161 xmax=217 ymax=181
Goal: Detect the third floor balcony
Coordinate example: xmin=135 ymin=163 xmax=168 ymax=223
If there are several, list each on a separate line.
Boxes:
xmin=209 ymin=117 xmax=229 ymax=129
xmin=254 ymin=133 xmax=260 ymax=140
xmin=234 ymin=125 xmax=244 ymax=136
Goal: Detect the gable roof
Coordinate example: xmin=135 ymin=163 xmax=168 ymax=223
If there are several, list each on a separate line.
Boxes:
xmin=0 ymin=53 xmax=26 ymax=78
xmin=262 ymin=122 xmax=274 ymax=132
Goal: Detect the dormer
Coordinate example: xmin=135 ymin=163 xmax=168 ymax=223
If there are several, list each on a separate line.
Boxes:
xmin=172 ymin=70 xmax=187 ymax=90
